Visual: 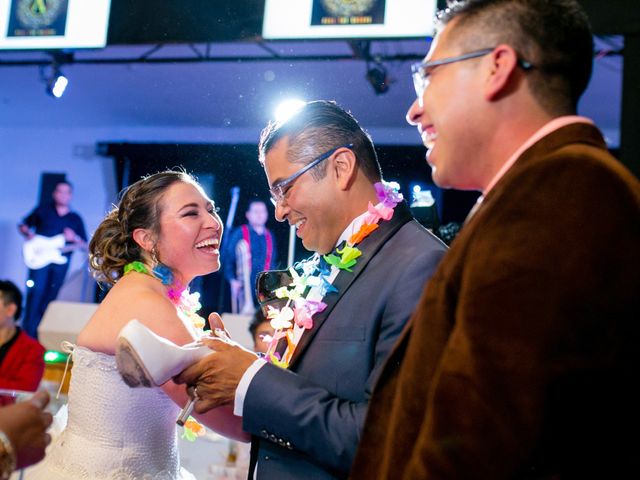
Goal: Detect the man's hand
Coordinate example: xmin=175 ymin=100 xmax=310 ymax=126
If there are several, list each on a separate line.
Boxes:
xmin=18 ymin=224 xmax=34 ymax=240
xmin=174 ymin=338 xmax=258 ymax=413
xmin=63 ymin=227 xmax=83 ymax=244
xmin=0 ymin=391 xmax=53 ymax=469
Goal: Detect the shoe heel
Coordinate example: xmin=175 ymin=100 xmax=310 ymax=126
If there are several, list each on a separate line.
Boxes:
xmin=116 ymin=337 xmax=155 ymax=388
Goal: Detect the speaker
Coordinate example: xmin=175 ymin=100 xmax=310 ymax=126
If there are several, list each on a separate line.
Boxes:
xmin=38 ymin=301 xmax=98 ymax=351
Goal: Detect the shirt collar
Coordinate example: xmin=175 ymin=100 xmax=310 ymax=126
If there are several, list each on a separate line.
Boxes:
xmin=465 ymin=116 xmax=594 ymax=224
xmin=483 ymin=116 xmax=594 ymax=195
xmin=335 ymin=208 xmax=370 ymax=248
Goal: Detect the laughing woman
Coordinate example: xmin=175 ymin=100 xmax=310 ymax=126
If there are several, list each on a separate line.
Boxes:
xmin=26 ymin=170 xmax=247 ymax=479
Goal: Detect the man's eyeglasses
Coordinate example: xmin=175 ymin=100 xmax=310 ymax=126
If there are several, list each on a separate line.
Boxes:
xmin=411 ymin=47 xmax=533 ymax=101
xmin=269 ymin=144 xmax=353 ymax=206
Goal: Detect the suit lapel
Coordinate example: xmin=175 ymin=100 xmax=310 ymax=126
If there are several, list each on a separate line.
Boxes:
xmin=288 ymin=202 xmax=414 ymax=369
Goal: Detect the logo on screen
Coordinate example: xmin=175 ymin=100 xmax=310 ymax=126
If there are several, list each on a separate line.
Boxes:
xmin=7 ymin=0 xmax=69 ymax=37
xmin=312 ymin=0 xmax=386 ymax=26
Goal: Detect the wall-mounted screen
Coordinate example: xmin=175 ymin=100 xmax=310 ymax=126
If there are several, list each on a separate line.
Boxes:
xmin=262 ymin=0 xmax=437 ymax=40
xmin=0 ymin=0 xmax=111 ymax=50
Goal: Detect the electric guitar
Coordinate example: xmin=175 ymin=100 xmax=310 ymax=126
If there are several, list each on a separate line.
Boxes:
xmin=22 ymin=234 xmax=84 ymax=270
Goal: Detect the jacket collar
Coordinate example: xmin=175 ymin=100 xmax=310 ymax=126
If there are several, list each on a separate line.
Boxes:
xmin=287 ymin=201 xmax=414 ymax=368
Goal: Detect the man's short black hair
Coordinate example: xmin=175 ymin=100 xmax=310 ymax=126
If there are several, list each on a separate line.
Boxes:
xmin=437 ymin=0 xmax=593 ymax=114
xmin=248 ymin=308 xmax=268 ymax=338
xmin=0 ymin=279 xmax=22 ymax=320
xmin=258 ymin=100 xmax=382 ymax=183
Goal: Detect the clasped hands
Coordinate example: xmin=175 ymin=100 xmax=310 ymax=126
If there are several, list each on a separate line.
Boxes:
xmin=174 ymin=313 xmax=258 ymax=413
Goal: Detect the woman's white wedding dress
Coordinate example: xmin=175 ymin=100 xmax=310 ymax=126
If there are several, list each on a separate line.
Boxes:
xmin=26 ymin=345 xmax=195 ymax=479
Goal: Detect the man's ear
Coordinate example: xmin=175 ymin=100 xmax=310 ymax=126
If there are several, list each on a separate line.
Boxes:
xmin=484 ymin=44 xmax=520 ymax=101
xmin=332 ymin=148 xmax=358 ymax=190
xmin=132 ymin=228 xmax=155 ymax=253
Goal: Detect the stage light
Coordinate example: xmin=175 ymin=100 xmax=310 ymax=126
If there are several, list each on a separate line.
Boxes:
xmin=366 ymin=62 xmax=390 ymax=95
xmin=46 ymin=68 xmax=68 ymax=98
xmin=40 ymin=53 xmax=73 ymax=98
xmin=26 ymin=279 xmax=34 ymax=288
xmin=274 ymin=99 xmax=306 ymax=123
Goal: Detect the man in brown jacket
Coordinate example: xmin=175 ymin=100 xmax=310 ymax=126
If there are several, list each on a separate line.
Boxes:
xmin=351 ymin=1 xmax=640 ymax=478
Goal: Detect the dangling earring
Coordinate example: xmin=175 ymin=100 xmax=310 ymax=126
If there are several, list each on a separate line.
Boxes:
xmin=150 ymin=247 xmax=174 ymax=285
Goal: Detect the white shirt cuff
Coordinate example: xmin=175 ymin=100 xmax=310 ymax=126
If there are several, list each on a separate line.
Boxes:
xmin=233 ymin=357 xmax=267 ymax=416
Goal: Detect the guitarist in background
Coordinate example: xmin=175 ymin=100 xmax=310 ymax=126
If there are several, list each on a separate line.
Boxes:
xmin=17 ymin=180 xmax=87 ymax=339
xmin=223 ymin=200 xmax=277 ymax=314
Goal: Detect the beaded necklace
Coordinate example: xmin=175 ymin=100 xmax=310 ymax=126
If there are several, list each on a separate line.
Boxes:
xmin=262 ymin=181 xmax=404 ymax=368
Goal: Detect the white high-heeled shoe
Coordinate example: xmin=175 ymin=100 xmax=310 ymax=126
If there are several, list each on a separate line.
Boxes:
xmin=116 ymin=319 xmax=212 ymax=388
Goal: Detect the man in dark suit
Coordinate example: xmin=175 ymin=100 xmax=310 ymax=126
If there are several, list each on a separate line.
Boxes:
xmin=176 ymin=100 xmax=447 ymax=478
xmin=351 ymin=1 xmax=640 ymax=479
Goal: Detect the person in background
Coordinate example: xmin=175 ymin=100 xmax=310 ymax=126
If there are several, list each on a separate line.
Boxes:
xmin=223 ymin=200 xmax=277 ymax=314
xmin=351 ymin=1 xmax=640 ymax=478
xmin=0 ymin=280 xmax=45 ymax=392
xmin=0 ymin=391 xmax=52 ymax=479
xmin=18 ymin=180 xmax=87 ymax=339
xmin=247 ymin=308 xmax=274 ymax=355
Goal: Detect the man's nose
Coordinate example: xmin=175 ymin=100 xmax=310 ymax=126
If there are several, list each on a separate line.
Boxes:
xmin=274 ymin=201 xmax=288 ymax=223
xmin=406 ymin=97 xmax=423 ymax=126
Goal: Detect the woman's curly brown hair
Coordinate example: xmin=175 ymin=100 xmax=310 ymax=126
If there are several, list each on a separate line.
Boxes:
xmin=89 ymin=170 xmax=198 ymax=284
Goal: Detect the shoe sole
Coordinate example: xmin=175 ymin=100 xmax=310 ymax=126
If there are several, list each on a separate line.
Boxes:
xmin=116 ymin=337 xmax=156 ymax=388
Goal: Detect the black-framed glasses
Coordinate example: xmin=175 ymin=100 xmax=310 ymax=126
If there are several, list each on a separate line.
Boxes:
xmin=411 ymin=47 xmax=533 ymax=101
xmin=269 ymin=143 xmax=353 ymax=206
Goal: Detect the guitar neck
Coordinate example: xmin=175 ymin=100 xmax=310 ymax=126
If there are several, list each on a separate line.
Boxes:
xmin=60 ymin=243 xmax=86 ymax=253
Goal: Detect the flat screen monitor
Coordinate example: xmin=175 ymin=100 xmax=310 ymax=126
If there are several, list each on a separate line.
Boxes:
xmin=0 ymin=0 xmax=111 ymax=50
xmin=262 ymin=0 xmax=437 ymax=40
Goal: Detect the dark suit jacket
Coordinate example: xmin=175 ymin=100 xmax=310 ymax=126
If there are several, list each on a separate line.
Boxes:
xmin=243 ymin=202 xmax=447 ymax=479
xmin=0 ymin=328 xmax=45 ymax=391
xmin=351 ymin=124 xmax=640 ymax=479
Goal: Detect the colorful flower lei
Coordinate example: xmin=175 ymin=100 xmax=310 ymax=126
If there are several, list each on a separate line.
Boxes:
xmin=262 ymin=181 xmax=403 ymax=368
xmin=123 ymin=260 xmax=207 ymax=440
xmin=124 ymin=261 xmax=207 ymax=335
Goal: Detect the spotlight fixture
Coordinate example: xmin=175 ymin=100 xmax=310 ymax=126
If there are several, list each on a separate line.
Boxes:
xmin=40 ymin=52 xmax=73 ymax=98
xmin=349 ymin=41 xmax=393 ymax=95
xmin=366 ymin=61 xmax=390 ymax=95
xmin=46 ymin=66 xmax=68 ymax=98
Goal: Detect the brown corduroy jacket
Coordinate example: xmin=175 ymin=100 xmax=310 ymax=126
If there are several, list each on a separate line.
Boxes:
xmin=351 ymin=123 xmax=640 ymax=479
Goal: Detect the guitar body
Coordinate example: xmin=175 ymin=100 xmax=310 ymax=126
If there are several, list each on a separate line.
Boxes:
xmin=23 ymin=234 xmax=69 ymax=270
